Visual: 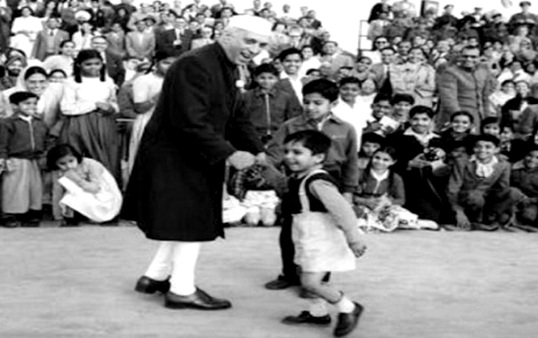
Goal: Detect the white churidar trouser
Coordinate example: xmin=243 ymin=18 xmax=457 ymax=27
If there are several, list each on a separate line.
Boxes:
xmin=144 ymin=241 xmax=202 ymax=296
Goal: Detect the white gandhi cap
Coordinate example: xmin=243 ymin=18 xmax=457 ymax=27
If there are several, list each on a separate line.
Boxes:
xmin=227 ymin=15 xmax=272 ymax=37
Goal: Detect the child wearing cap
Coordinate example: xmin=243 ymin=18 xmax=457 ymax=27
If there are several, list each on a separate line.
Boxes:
xmin=0 ymin=92 xmax=48 ymax=228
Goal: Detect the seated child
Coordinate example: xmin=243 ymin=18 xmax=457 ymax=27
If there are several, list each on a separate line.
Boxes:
xmin=0 ymin=92 xmax=48 ymax=228
xmin=446 ymin=134 xmax=525 ymax=230
xmin=439 ymin=111 xmax=476 ymax=155
xmin=358 ymin=132 xmax=385 ymax=170
xmin=481 ymin=116 xmax=501 ymax=138
xmin=388 ymin=105 xmax=447 ymax=222
xmin=353 ymin=146 xmax=408 ymax=231
xmin=510 ymin=145 xmax=538 ymax=229
xmin=276 ymin=130 xmax=366 ymax=337
xmin=47 ymin=144 xmax=123 ymax=226
xmin=499 ymin=124 xmax=527 ymax=163
xmin=390 ymin=93 xmax=415 ymax=126
xmin=364 ymin=93 xmax=399 ymax=136
xmin=242 ymin=63 xmax=302 ymax=146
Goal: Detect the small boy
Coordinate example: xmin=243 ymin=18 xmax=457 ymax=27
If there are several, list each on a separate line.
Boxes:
xmin=332 ymin=76 xmax=368 ymax=146
xmin=364 ymin=93 xmax=399 ymax=136
xmin=510 ymin=145 xmax=538 ymax=229
xmin=0 ymin=92 xmax=48 ymax=227
xmin=242 ymin=63 xmax=302 ymax=146
xmin=264 ymin=79 xmax=359 ymax=290
xmin=446 ymin=134 xmax=524 ymax=230
xmin=266 ymin=130 xmax=366 ymax=337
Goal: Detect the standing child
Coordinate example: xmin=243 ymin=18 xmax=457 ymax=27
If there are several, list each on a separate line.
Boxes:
xmin=128 ymin=51 xmax=176 ymax=173
xmin=48 ymin=144 xmax=122 ymax=226
xmin=0 ymin=92 xmax=48 ymax=228
xmin=241 ymin=63 xmax=302 ymax=146
xmin=332 ymin=76 xmax=369 ymax=145
xmin=264 ymin=79 xmax=359 ymax=290
xmin=60 ymin=49 xmax=121 ymax=183
xmin=439 ymin=111 xmax=475 ymax=154
xmin=446 ymin=134 xmax=524 ymax=230
xmin=277 ymin=130 xmax=366 ymax=337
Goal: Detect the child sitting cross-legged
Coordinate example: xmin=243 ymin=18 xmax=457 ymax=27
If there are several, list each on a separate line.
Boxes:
xmin=446 ymin=134 xmax=525 ymax=231
xmin=353 ymin=146 xmax=415 ymax=232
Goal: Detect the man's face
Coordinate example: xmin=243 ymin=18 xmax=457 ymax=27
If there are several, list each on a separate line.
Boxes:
xmin=222 ymin=29 xmax=269 ymax=65
xmin=380 ymin=49 xmax=395 ymax=64
xmin=323 ymin=42 xmax=337 ymax=55
xmin=174 ymin=18 xmax=187 ymax=29
xmin=7 ymin=60 xmax=23 ymax=76
xmin=460 ymin=48 xmax=480 ymax=69
xmin=91 ymin=37 xmax=108 ymax=53
xmin=47 ymin=18 xmax=60 ymax=29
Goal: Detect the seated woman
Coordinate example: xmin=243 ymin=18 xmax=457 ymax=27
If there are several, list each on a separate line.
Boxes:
xmin=388 ymin=105 xmax=449 ymax=222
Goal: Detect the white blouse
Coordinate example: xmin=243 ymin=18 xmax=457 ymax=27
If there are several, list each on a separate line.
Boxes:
xmin=61 ymin=77 xmax=118 ymax=116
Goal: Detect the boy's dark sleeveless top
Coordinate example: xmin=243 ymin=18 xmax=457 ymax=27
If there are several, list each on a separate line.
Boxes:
xmin=281 ymin=172 xmax=338 ymax=216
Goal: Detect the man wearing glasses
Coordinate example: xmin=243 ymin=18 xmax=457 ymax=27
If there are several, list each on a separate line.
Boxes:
xmin=436 ymin=45 xmax=497 ymax=132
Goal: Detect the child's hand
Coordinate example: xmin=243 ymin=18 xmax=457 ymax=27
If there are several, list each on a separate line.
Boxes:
xmin=96 ymin=102 xmax=114 ymax=114
xmin=63 ymin=169 xmax=83 ymax=182
xmin=349 ymin=241 xmax=367 ymax=258
xmin=455 ymin=211 xmax=471 ymax=230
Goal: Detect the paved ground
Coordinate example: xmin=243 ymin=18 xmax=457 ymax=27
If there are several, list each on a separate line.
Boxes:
xmin=1 ymin=224 xmax=537 ymax=338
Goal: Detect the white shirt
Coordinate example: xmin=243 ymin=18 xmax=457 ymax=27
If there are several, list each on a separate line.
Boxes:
xmin=332 ymin=97 xmax=370 ymax=148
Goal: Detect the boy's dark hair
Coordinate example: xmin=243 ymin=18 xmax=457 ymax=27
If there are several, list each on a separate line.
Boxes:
xmin=380 ymin=46 xmax=396 ymax=53
xmin=9 ymin=91 xmax=38 ymax=105
xmin=302 ymin=78 xmax=339 ymax=102
xmin=374 ymin=146 xmax=398 ymax=161
xmin=47 ymin=144 xmax=83 ymax=171
xmin=338 ymin=76 xmax=361 ymax=87
xmin=373 ymin=93 xmax=392 ymax=104
xmin=284 ymin=130 xmax=332 ymax=157
xmin=253 ymin=63 xmax=279 ymax=77
xmin=409 ymin=105 xmax=435 ymax=118
xmin=306 ymin=68 xmax=320 ymax=76
xmin=525 ymin=144 xmax=538 ymax=155
xmin=450 ymin=110 xmax=475 ymax=124
xmin=277 ymin=47 xmax=303 ymax=62
xmin=391 ymin=93 xmax=415 ymax=105
xmin=474 ymin=134 xmax=501 ymax=147
xmin=501 ymin=79 xmax=515 ymax=87
xmin=361 ymin=132 xmax=385 ymax=146
xmin=480 ymin=116 xmax=500 ymax=131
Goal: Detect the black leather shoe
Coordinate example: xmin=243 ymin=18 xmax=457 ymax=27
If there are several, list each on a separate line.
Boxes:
xmin=282 ymin=311 xmax=331 ymax=326
xmin=265 ymin=275 xmax=300 ymax=290
xmin=164 ymin=288 xmax=232 ymax=310
xmin=334 ymin=302 xmax=364 ymax=337
xmin=135 ymin=276 xmax=171 ymax=294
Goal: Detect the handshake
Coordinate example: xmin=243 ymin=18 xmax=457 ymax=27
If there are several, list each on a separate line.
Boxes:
xmin=227 ymin=151 xmax=267 ymax=170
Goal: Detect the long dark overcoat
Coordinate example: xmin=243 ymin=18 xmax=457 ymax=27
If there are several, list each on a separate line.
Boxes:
xmin=121 ymin=43 xmax=263 ymax=241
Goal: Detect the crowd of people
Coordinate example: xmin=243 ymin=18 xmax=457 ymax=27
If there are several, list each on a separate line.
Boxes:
xmin=0 ymin=0 xmax=537 ymax=232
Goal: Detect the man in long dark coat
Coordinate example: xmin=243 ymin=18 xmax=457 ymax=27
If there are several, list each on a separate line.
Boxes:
xmin=122 ymin=15 xmax=271 ymax=310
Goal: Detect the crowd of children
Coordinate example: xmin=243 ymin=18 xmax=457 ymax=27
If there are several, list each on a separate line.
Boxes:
xmin=1 ymin=1 xmax=538 ymax=234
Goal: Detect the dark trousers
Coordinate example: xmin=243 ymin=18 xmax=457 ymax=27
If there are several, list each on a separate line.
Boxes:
xmin=279 ymin=217 xmax=300 ymax=283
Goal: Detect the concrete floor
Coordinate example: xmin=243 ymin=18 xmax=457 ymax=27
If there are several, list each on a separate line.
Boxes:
xmin=1 ymin=225 xmax=537 ymax=338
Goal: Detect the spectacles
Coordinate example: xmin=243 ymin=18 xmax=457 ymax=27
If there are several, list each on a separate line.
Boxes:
xmin=461 ymin=55 xmax=478 ymax=59
xmin=376 ymin=41 xmax=388 ymax=44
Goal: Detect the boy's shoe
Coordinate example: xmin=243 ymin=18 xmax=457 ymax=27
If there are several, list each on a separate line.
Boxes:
xmin=471 ymin=222 xmax=498 ymax=231
xmin=264 ymin=275 xmax=300 ymax=290
xmin=135 ymin=276 xmax=171 ymax=294
xmin=61 ymin=218 xmax=80 ymax=227
xmin=281 ymin=311 xmax=331 ymax=326
xmin=21 ymin=220 xmax=40 ymax=227
xmin=2 ymin=216 xmax=21 ymax=228
xmin=334 ymin=302 xmax=364 ymax=337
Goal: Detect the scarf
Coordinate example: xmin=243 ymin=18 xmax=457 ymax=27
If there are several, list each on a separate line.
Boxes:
xmin=470 ymin=155 xmax=498 ymax=178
